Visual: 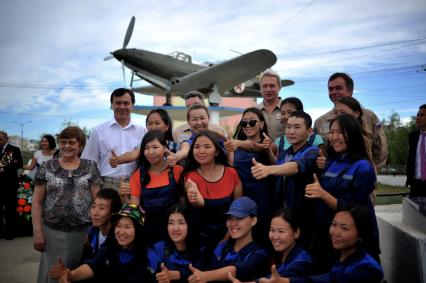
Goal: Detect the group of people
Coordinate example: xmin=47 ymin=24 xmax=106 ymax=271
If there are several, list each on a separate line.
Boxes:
xmin=0 ymin=68 xmax=424 ymax=282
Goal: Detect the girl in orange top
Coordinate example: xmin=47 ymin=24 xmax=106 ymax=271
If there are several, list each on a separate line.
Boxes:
xmin=120 ymin=130 xmax=183 ymax=245
xmin=181 ymin=130 xmax=243 ymax=251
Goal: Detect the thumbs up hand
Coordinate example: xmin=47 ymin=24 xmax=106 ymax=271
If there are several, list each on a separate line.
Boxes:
xmin=251 ymin=158 xmax=271 ymax=180
xmin=185 ymin=179 xmax=204 ymax=207
xmin=305 ymin=174 xmax=324 ymax=199
xmin=227 ymin=272 xmax=241 ymax=283
xmin=261 ymin=132 xmax=273 ymax=150
xmin=316 ymin=149 xmax=327 ymax=169
xmin=49 ymin=256 xmax=66 ymax=280
xmin=155 ymin=263 xmax=171 ymax=283
xmin=109 ymin=149 xmax=119 ymax=168
xmin=224 ymin=138 xmax=235 ymax=153
xmin=188 ymin=264 xmax=206 ymax=283
xmin=258 ymin=265 xmax=288 ymax=283
xmin=165 ymin=149 xmax=177 ymax=167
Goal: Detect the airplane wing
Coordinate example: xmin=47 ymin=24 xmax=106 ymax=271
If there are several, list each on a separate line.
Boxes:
xmin=222 ymin=79 xmax=295 ymax=98
xmin=132 ymin=85 xmax=167 ymax=96
xmin=170 ymin=49 xmax=277 ymax=94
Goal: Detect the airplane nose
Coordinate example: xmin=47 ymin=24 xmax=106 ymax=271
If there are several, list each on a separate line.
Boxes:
xmin=112 ymin=49 xmax=128 ymax=60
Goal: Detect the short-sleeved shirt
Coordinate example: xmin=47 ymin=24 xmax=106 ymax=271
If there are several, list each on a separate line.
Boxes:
xmin=256 ymin=99 xmax=285 ymax=141
xmin=130 ymin=165 xmax=183 ymax=198
xmin=274 ymin=134 xmax=324 ymax=153
xmin=34 ymin=150 xmax=54 ymax=167
xmin=173 ymin=123 xmax=227 ymax=144
xmin=35 ymin=159 xmax=102 ymax=232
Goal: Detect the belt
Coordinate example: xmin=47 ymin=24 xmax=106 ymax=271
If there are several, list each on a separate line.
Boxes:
xmin=102 ymin=177 xmax=123 ymax=184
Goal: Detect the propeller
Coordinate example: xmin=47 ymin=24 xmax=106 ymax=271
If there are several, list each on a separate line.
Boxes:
xmin=121 ymin=60 xmax=126 ymax=85
xmin=123 ymin=16 xmax=135 ymax=49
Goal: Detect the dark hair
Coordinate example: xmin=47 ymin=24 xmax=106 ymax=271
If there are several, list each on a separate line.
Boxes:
xmin=110 ymin=88 xmax=135 ymax=105
xmin=335 ymin=97 xmax=364 ymax=126
xmin=270 ymin=208 xmax=301 ymax=266
xmin=280 ymin=97 xmax=304 ymax=111
xmin=180 ymin=131 xmax=229 ymax=190
xmin=288 ymin=110 xmax=312 ymax=128
xmin=58 ymin=126 xmax=86 ymax=151
xmin=419 ymin=104 xmax=426 ymax=110
xmin=334 ymin=205 xmax=372 ymax=252
xmin=106 ymin=214 xmax=147 ymax=265
xmin=327 ymin=114 xmax=370 ymax=162
xmin=328 ymin=73 xmax=354 ymax=92
xmin=184 ymin=90 xmax=204 ymax=101
xmin=96 ymin=188 xmax=122 ymax=215
xmin=146 ymin=108 xmax=174 ymax=142
xmin=187 ymin=104 xmax=210 ymax=121
xmin=137 ymin=130 xmax=168 ymax=187
xmin=235 ymin=107 xmax=269 ymax=141
xmin=42 ymin=134 xmax=56 ymax=150
xmin=166 ymin=203 xmax=200 ymax=259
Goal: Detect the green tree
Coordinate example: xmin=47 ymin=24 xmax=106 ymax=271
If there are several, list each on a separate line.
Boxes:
xmin=59 ymin=119 xmax=91 ymax=138
xmin=383 ymin=111 xmax=416 ymax=165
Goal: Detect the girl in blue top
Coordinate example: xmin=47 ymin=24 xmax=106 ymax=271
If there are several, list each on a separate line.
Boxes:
xmin=228 ymin=208 xmax=314 ymax=283
xmin=305 ymin=114 xmax=380 ymax=270
xmin=257 ymin=206 xmax=383 ymax=283
xmin=147 ymin=203 xmax=207 ymax=283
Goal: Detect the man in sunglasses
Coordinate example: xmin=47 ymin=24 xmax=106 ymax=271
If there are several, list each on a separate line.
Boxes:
xmin=173 ymin=90 xmax=227 ymax=143
xmin=256 ymin=69 xmax=285 ymax=141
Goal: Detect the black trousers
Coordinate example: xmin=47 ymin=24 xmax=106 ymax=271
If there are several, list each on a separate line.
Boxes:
xmin=0 ymin=184 xmax=18 ymax=236
xmin=410 ymin=179 xmax=426 ymax=197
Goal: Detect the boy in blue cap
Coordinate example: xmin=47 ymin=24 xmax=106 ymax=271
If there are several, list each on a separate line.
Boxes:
xmin=188 ymin=197 xmax=269 ymax=282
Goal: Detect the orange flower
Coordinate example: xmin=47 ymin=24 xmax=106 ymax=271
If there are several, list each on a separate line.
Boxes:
xmin=17 ymin=198 xmax=26 ymax=206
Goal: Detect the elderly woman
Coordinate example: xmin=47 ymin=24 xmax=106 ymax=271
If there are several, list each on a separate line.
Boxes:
xmin=32 ymin=126 xmax=102 ymax=283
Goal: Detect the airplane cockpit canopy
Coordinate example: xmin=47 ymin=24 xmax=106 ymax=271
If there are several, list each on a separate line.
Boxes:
xmin=169 ymin=51 xmax=192 ymax=63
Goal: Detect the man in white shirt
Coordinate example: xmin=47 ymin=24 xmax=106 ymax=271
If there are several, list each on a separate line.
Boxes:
xmin=82 ymin=88 xmax=147 ymax=191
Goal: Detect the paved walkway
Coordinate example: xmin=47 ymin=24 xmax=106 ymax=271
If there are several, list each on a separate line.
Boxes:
xmin=0 ymin=236 xmax=39 ymax=283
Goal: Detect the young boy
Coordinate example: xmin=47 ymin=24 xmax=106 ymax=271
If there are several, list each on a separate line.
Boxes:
xmin=81 ymin=188 xmax=122 ymax=261
xmin=275 ymin=97 xmax=324 ymax=156
xmin=251 ymin=111 xmax=319 ymax=249
xmin=188 ymin=197 xmax=269 ymax=283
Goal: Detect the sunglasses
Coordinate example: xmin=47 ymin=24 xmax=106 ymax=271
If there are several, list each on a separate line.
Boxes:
xmin=240 ymin=120 xmax=260 ymax=128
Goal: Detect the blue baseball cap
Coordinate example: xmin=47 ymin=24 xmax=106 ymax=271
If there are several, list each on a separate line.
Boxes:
xmin=225 ymin=197 xmax=257 ymax=218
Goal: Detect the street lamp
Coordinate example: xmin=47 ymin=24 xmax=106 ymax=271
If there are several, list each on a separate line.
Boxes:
xmin=13 ymin=120 xmax=31 ymax=149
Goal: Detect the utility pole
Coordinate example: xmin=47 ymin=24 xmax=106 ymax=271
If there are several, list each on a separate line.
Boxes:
xmin=13 ymin=120 xmax=31 ymax=149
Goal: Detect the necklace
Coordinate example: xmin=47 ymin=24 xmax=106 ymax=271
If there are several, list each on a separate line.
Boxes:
xmin=197 ymin=165 xmax=224 ymax=182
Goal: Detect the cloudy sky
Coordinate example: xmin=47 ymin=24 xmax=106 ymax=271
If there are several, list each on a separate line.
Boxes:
xmin=1 ymin=0 xmax=425 ymax=140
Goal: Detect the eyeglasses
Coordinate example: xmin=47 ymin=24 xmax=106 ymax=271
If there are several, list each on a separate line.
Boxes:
xmin=240 ymin=120 xmax=260 ymax=128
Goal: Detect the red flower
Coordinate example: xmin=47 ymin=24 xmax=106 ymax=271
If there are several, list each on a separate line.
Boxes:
xmin=16 ymin=207 xmax=23 ymax=213
xmin=17 ymin=198 xmax=26 ymax=206
xmin=24 ymin=182 xmax=31 ymax=190
xmin=23 ymin=205 xmax=31 ymax=213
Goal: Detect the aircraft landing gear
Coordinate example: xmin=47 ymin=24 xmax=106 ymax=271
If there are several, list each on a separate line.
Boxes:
xmin=163 ymin=92 xmax=172 ymax=106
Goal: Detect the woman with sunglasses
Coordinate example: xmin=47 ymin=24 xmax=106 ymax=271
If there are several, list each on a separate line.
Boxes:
xmin=227 ymin=107 xmax=276 ymax=247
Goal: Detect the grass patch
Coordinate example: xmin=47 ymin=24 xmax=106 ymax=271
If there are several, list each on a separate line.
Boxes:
xmin=375 ymin=183 xmax=409 ymax=205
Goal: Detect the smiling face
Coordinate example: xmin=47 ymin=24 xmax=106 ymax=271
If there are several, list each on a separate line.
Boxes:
xmin=193 ymin=136 xmax=217 ymax=165
xmin=269 ymin=216 xmax=299 ymax=253
xmin=167 ymin=212 xmax=188 ymax=246
xmin=329 ymin=120 xmax=348 ymax=153
xmin=285 ymin=116 xmax=311 ymax=148
xmin=260 ymin=75 xmax=281 ymax=104
xmin=40 ymin=137 xmax=50 ymax=150
xmin=328 ymin=77 xmax=352 ymax=104
xmin=241 ymin=111 xmax=263 ymax=140
xmin=111 ymin=92 xmax=133 ymax=123
xmin=114 ymin=216 xmax=136 ymax=249
xmin=143 ymin=138 xmax=166 ymax=165
xmin=226 ymin=216 xmax=256 ymax=240
xmin=91 ymin=198 xmax=112 ymax=228
xmin=59 ymin=138 xmax=81 ymax=158
xmin=146 ymin=112 xmax=169 ymax=133
xmin=329 ymin=211 xmax=359 ymax=253
xmin=280 ymin=103 xmax=297 ymax=126
xmin=188 ymin=108 xmax=210 ymax=133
